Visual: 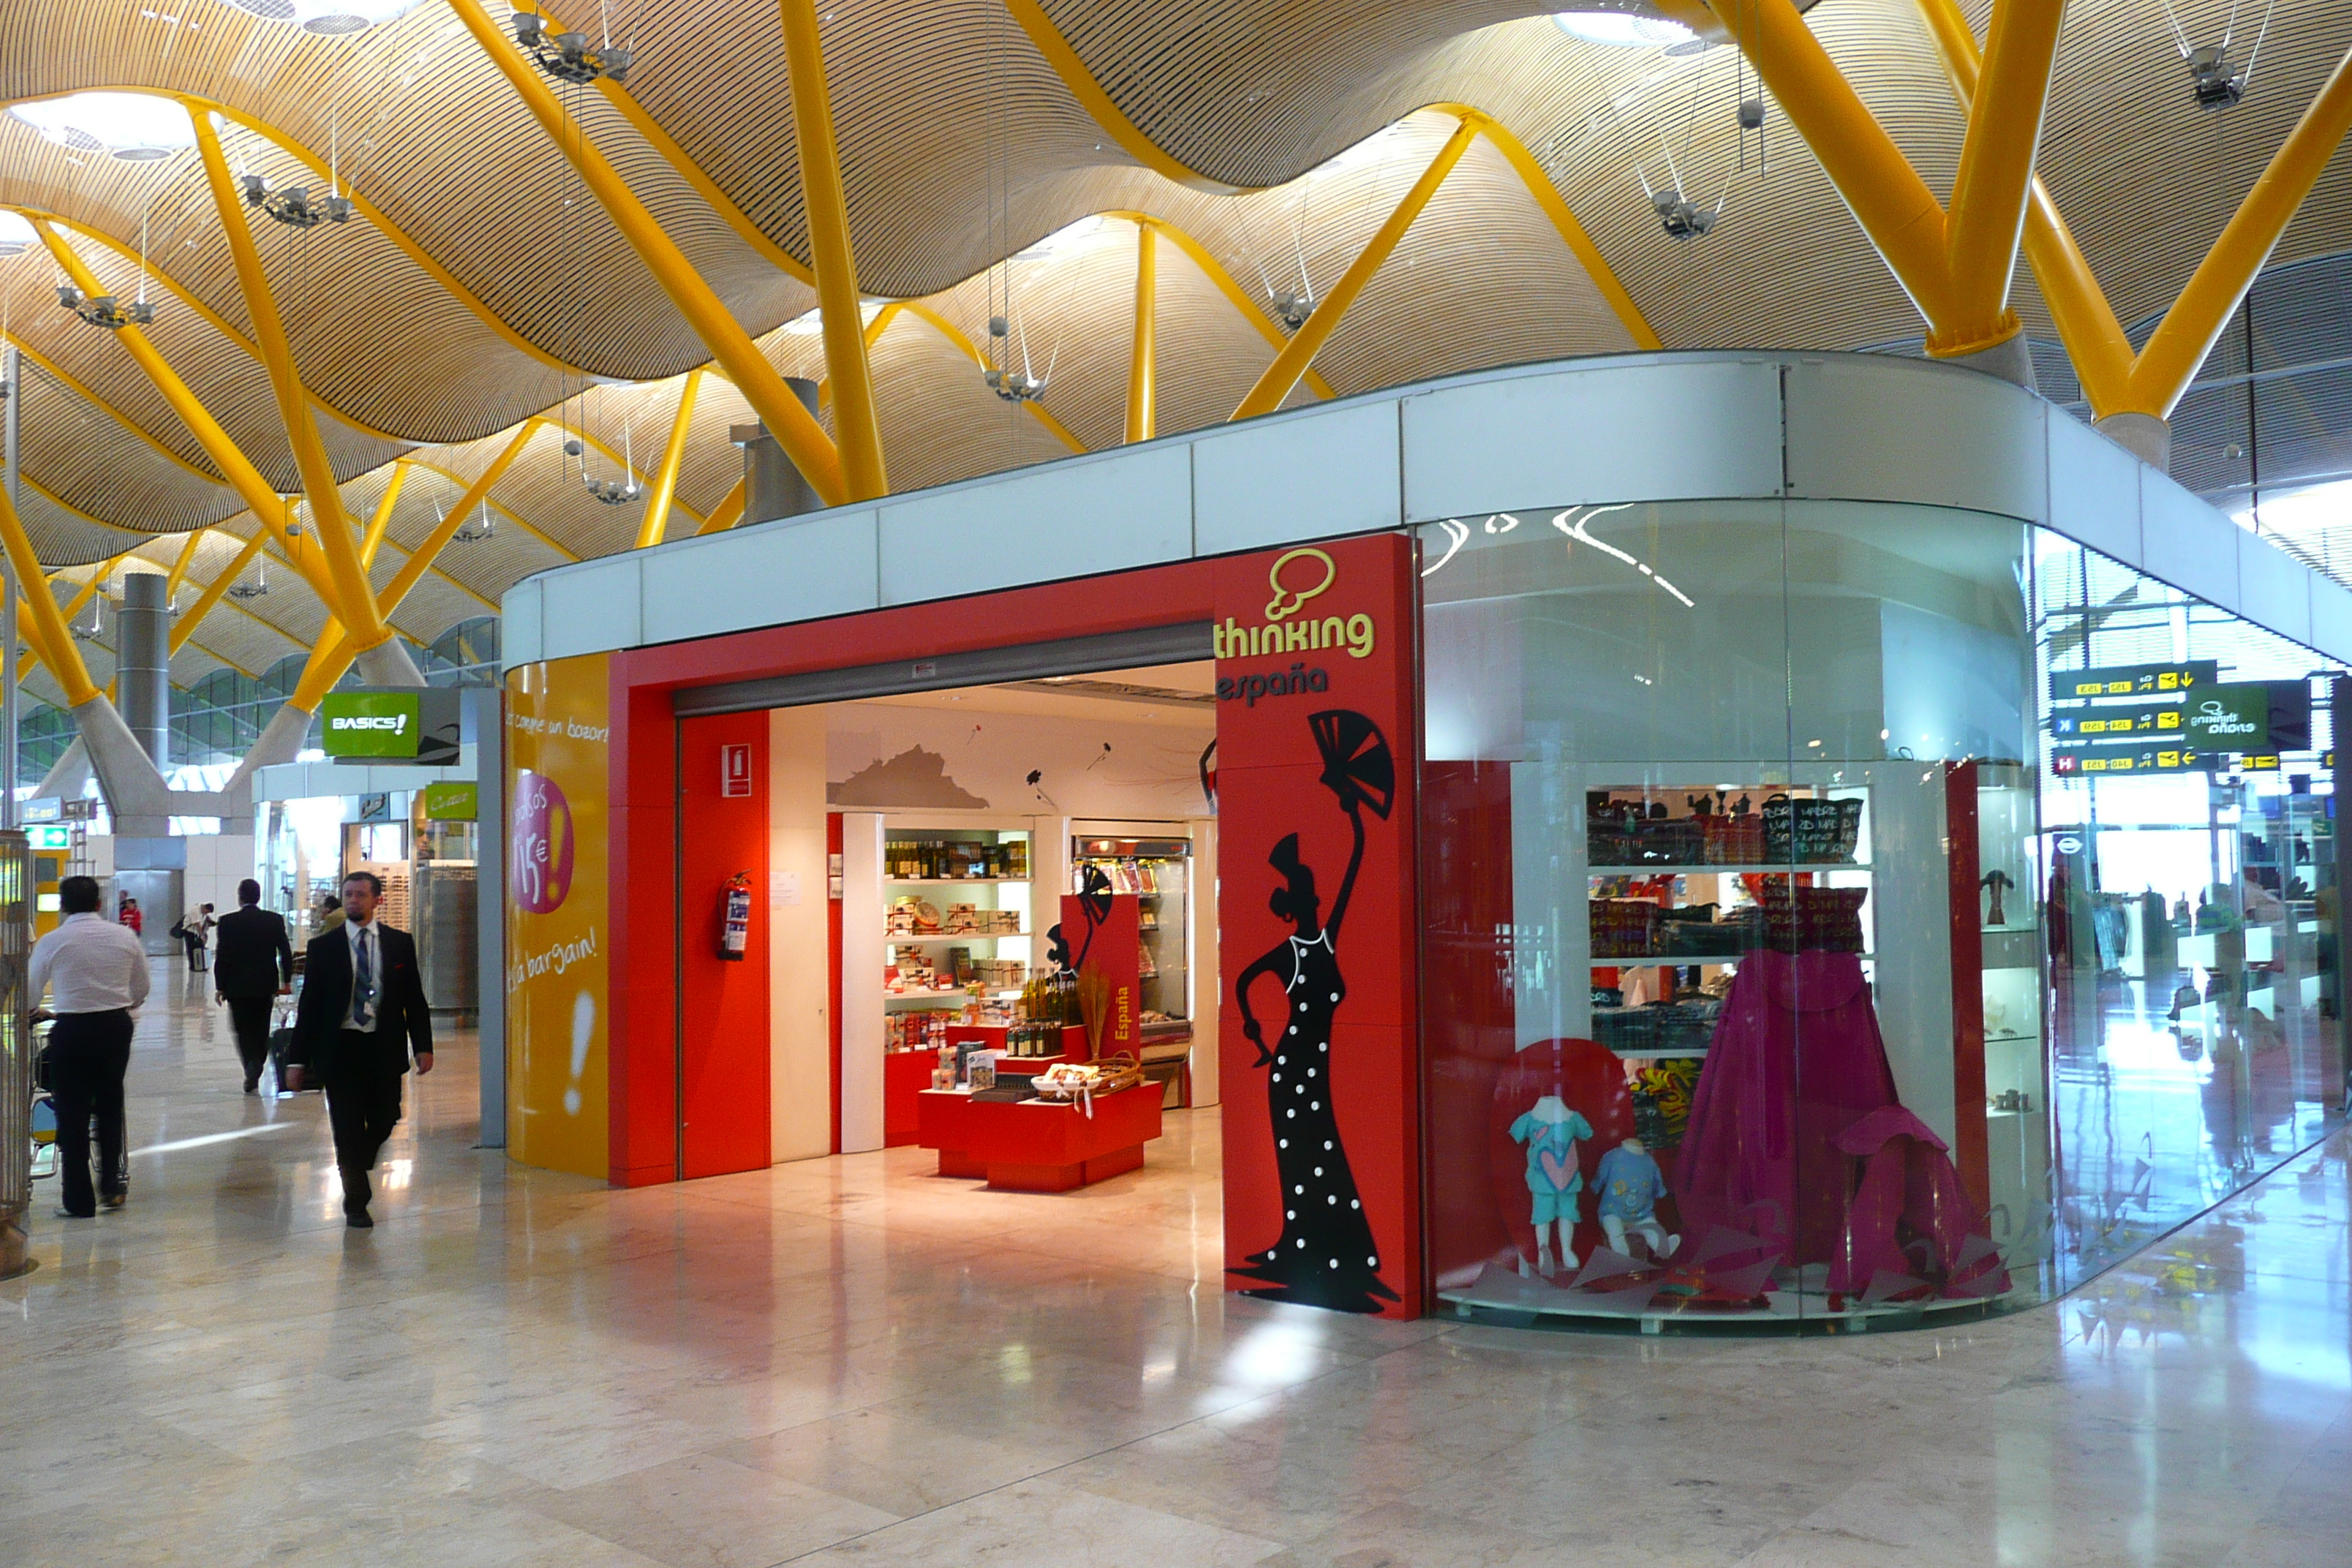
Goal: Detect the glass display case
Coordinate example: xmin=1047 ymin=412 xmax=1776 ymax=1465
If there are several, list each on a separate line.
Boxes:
xmin=880 ymin=824 xmax=1034 ymax=1050
xmin=1071 ymin=834 xmax=1191 ymax=1041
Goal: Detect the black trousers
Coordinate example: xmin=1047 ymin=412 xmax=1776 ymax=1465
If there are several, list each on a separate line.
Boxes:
xmin=48 ymin=1009 xmax=133 ymax=1217
xmin=323 ymin=1033 xmax=404 ymax=1210
xmin=225 ymin=995 xmax=274 ymax=1084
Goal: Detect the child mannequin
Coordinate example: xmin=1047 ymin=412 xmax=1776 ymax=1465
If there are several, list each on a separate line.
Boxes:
xmin=1594 ymin=1135 xmax=1678 ymax=1262
xmin=1507 ymin=1094 xmax=1594 ymax=1275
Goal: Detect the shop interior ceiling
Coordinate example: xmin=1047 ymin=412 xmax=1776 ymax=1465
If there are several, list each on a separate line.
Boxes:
xmin=859 ymin=663 xmax=1216 ymax=726
xmin=5 ymin=0 xmax=2352 ymax=709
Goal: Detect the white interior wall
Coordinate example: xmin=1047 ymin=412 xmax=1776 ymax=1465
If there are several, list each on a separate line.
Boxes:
xmin=769 ymin=706 xmax=832 ymax=1164
xmin=838 ymin=813 xmax=886 ymax=1153
xmin=1188 ymin=815 xmax=1220 ymax=1106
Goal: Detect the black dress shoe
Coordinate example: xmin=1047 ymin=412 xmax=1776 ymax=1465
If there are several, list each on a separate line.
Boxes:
xmin=53 ymin=1207 xmax=94 ymax=1220
xmin=242 ymin=1078 xmax=260 ymax=1095
xmin=100 ymin=1192 xmax=126 ymax=1211
xmin=345 ymin=1207 xmax=374 ymax=1229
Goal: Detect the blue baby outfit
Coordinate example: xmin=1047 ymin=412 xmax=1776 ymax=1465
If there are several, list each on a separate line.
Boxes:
xmin=1594 ymin=1144 xmax=1668 ymax=1223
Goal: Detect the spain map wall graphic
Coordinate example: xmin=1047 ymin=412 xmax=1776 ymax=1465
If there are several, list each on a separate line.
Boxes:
xmin=1214 ymin=535 xmax=1421 ymax=1317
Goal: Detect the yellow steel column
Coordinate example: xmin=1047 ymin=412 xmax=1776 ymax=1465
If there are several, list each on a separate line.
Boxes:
xmin=636 ymin=371 xmax=703 ymax=550
xmin=1707 ymin=0 xmax=1955 ymax=324
xmin=694 ymin=479 xmax=747 ymax=538
xmin=1232 ymin=118 xmax=1477 ymax=421
xmin=778 ymin=0 xmax=888 ymax=500
xmin=448 ymin=0 xmax=847 ymax=508
xmin=192 ymin=110 xmax=388 ymax=649
xmin=1126 ymin=222 xmax=1158 ymax=444
xmin=170 ymin=529 xmax=271 ymax=656
xmin=2125 ymin=45 xmax=2352 ymax=417
xmin=0 ymin=486 xmax=99 ymax=707
xmin=1913 ymin=0 xmax=2132 ymax=410
xmin=162 ymin=531 xmax=207 ymax=600
xmin=359 ymin=461 xmax=410 ymax=569
xmin=1937 ymin=0 xmax=2068 ymax=355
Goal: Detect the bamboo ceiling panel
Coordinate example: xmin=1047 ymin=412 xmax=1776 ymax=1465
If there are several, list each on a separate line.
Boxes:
xmin=11 ymin=360 xmax=244 ymax=538
xmin=865 ymin=320 xmax=1078 ymax=493
xmin=12 ymin=480 xmax=151 ymax=565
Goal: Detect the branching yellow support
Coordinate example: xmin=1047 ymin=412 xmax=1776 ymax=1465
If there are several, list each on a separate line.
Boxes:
xmin=297 ymin=422 xmax=538 ymax=704
xmin=636 ymin=371 xmax=703 ymax=550
xmin=448 ymin=0 xmax=847 ymax=509
xmin=779 ymin=0 xmax=888 ymax=501
xmin=170 ymin=529 xmax=271 ymax=656
xmin=192 ymin=109 xmax=391 ymax=652
xmin=1936 ymin=0 xmax=2067 ymax=353
xmin=359 ymin=461 xmax=410 ymax=570
xmin=1126 ymin=222 xmax=1157 ymax=444
xmin=1102 ymin=215 xmax=1339 ymax=398
xmin=0 ymin=485 xmax=100 ymax=707
xmin=1232 ymin=118 xmax=1478 ymax=421
xmin=1913 ymin=0 xmax=2133 ymax=412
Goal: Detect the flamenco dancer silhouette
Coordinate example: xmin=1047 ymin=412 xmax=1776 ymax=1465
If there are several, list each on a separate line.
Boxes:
xmin=1232 ymin=709 xmax=1400 ymax=1313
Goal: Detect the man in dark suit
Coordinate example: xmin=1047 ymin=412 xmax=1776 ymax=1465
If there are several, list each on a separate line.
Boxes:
xmin=213 ymin=878 xmax=295 ymax=1095
xmin=286 ymin=871 xmax=434 ymax=1228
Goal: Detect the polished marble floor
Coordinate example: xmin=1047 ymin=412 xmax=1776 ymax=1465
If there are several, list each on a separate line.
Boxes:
xmin=4 ymin=963 xmax=2348 ymax=1566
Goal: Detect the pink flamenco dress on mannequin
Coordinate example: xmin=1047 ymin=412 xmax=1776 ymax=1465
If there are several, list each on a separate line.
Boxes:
xmin=1676 ymin=949 xmax=2008 ymax=1305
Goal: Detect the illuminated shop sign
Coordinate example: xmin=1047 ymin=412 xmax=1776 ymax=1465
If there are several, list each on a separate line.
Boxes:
xmin=1211 ymin=548 xmax=1376 ymax=660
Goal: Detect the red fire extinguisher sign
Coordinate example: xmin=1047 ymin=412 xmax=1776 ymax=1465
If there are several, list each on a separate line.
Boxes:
xmin=720 ymin=743 xmax=753 ymax=797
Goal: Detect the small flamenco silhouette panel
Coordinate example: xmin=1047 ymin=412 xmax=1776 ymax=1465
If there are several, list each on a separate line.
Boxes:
xmin=1213 ymin=535 xmax=1420 ymax=1318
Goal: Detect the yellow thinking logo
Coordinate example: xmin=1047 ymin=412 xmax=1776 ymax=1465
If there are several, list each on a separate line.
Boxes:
xmin=1215 ymin=546 xmax=1375 ymax=661
xmin=1264 ymin=548 xmax=1338 ymax=621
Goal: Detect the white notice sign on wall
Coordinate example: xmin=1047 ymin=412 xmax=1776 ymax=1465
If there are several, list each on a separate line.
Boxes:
xmin=769 ymin=870 xmax=802 ymax=907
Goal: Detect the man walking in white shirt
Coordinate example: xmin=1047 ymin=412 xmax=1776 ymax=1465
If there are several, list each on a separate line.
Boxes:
xmin=30 ymin=875 xmax=151 ymax=1218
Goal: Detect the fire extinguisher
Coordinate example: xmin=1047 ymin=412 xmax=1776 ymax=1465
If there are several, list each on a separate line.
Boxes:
xmin=720 ymin=870 xmax=753 ymax=960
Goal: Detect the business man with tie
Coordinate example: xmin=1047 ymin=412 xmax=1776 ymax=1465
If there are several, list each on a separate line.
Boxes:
xmin=285 ymin=871 xmax=434 ymax=1228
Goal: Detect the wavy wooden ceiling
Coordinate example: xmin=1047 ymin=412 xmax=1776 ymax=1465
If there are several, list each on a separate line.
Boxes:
xmin=1 ymin=0 xmax=2350 ymax=700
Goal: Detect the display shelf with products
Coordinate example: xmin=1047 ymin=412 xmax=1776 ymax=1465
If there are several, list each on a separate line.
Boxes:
xmin=1582 ymin=785 xmax=1874 ymax=1061
xmin=881 ymin=826 xmax=1034 ymax=1021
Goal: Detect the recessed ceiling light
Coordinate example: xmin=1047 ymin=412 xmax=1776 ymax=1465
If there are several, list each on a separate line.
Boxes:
xmin=9 ymin=93 xmax=195 ymax=160
xmin=0 ymin=211 xmax=35 ymax=255
xmin=222 ymin=0 xmax=427 ymax=31
xmin=1552 ymin=11 xmax=1695 ymax=48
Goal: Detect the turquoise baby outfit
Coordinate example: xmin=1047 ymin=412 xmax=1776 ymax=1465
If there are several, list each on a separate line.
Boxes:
xmin=1509 ymin=1101 xmax=1594 ymax=1224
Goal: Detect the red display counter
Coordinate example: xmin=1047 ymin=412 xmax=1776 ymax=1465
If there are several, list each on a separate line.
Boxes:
xmin=883 ymin=1025 xmax=1090 ymax=1145
xmin=916 ymin=1084 xmax=1164 ymax=1191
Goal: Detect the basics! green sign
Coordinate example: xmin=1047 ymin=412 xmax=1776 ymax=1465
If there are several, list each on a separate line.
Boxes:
xmin=322 ymin=691 xmax=423 ymax=758
xmin=422 ymin=781 xmax=478 ymax=821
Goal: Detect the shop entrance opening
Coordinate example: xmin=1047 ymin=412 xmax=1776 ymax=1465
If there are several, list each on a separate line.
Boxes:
xmin=673 ymin=655 xmax=1224 ymax=1270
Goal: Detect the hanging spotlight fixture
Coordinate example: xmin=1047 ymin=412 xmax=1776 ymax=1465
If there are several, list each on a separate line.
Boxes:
xmin=227 ymin=559 xmax=271 ymax=600
xmin=511 ymin=8 xmax=632 ymax=83
xmin=241 ymin=176 xmax=354 ymax=229
xmin=55 ymin=285 xmax=154 ymax=329
xmin=983 ymin=314 xmax=1055 ymax=403
xmin=453 ymin=501 xmax=497 ymax=542
xmin=1268 ymin=289 xmax=1313 ymax=334
xmin=2168 ymin=0 xmax=2272 ymax=110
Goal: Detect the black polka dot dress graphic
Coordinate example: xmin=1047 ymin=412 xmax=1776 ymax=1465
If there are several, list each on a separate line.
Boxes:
xmin=1231 ymin=709 xmax=1401 ymax=1315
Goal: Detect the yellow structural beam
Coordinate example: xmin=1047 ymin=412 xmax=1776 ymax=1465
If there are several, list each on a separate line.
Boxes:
xmin=636 ymin=370 xmax=703 ymax=550
xmin=449 ymin=0 xmax=847 ymax=509
xmin=1233 ymin=118 xmax=1478 ymax=421
xmin=2125 ymin=45 xmax=2352 ymax=417
xmin=1126 ymin=222 xmax=1158 ymax=444
xmin=29 ymin=219 xmax=346 ymax=615
xmin=0 ymin=485 xmax=100 ymax=708
xmin=1708 ymin=0 xmax=1956 ymax=325
xmin=1104 ymin=215 xmax=1338 ymax=398
xmin=162 ymin=531 xmax=207 ymax=600
xmin=359 ymin=461 xmax=410 ymax=570
xmin=1435 ymin=108 xmax=1664 ymax=352
xmin=1937 ymin=0 xmax=2067 ymax=353
xmin=779 ymin=0 xmax=889 ymax=501
xmin=899 ymin=304 xmax=1090 ymax=453
xmin=170 ymin=529 xmax=272 ymax=657
xmin=695 ymin=478 xmax=748 ymax=538
xmin=192 ymin=110 xmax=391 ymax=652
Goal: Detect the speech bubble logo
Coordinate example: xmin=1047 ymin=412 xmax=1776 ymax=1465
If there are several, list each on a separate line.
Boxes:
xmin=1263 ymin=546 xmax=1337 ymax=622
